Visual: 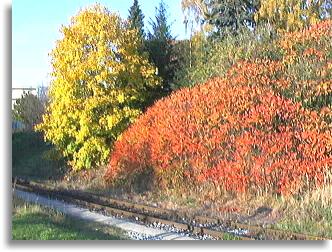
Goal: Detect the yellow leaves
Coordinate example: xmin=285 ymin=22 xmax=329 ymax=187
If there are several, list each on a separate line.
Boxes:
xmin=124 ymin=106 xmax=141 ymax=120
xmin=117 ymin=93 xmax=125 ymax=103
xmin=36 ymin=4 xmax=160 ymax=171
xmin=77 ymin=125 xmax=90 ymax=142
xmin=95 ymin=75 xmax=103 ymax=83
xmin=107 ymin=114 xmax=120 ymax=130
xmin=316 ymin=81 xmax=332 ymax=95
xmin=256 ymin=0 xmax=328 ymax=32
xmin=70 ymin=137 xmax=110 ymax=171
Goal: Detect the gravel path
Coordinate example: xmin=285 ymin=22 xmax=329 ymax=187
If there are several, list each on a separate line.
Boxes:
xmin=13 ymin=189 xmax=197 ymax=240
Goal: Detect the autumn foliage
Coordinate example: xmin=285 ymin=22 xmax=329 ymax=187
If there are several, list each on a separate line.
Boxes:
xmin=36 ymin=5 xmax=160 ymax=170
xmin=105 ymin=20 xmax=332 ymax=195
xmin=255 ymin=0 xmax=328 ymax=32
xmin=279 ymin=20 xmax=332 ymax=110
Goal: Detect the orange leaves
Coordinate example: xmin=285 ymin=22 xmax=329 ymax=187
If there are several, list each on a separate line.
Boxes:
xmin=303 ymin=48 xmax=325 ymax=60
xmin=104 ymin=21 xmax=332 ymax=196
xmin=316 ymin=80 xmax=332 ymax=96
xmin=279 ymin=20 xmax=332 ymax=109
xmin=280 ymin=20 xmax=332 ymax=51
xmin=105 ymin=64 xmax=331 ymax=195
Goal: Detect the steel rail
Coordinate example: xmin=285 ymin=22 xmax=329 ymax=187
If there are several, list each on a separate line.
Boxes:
xmin=12 ymin=177 xmax=328 ymax=240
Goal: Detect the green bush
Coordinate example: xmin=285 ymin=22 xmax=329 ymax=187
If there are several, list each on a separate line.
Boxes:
xmin=173 ymin=25 xmax=282 ymax=89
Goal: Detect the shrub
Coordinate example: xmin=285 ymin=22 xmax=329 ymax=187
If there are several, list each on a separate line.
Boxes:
xmin=173 ymin=25 xmax=282 ymax=89
xmin=278 ymin=20 xmax=332 ymax=110
xmin=175 ymin=19 xmax=332 ymax=97
xmin=105 ymin=64 xmax=332 ymax=195
xmin=105 ymin=20 xmax=332 ymax=196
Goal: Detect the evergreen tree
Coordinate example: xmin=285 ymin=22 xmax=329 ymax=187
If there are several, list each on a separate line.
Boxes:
xmin=128 ymin=0 xmax=145 ymax=39
xmin=148 ymin=0 xmax=173 ymax=41
xmin=146 ymin=0 xmax=175 ymax=93
xmin=205 ymin=0 xmax=260 ymax=36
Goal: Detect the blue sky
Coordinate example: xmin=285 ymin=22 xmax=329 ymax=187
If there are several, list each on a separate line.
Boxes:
xmin=12 ymin=0 xmax=188 ymax=89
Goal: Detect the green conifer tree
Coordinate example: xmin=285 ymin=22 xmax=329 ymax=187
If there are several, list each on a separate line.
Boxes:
xmin=205 ymin=0 xmax=260 ymax=36
xmin=128 ymin=0 xmax=145 ymax=39
xmin=146 ymin=0 xmax=175 ymax=93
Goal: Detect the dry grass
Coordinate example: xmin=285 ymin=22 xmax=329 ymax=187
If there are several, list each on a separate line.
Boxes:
xmin=47 ymin=167 xmax=332 ymax=238
xmin=272 ymin=184 xmax=332 ymax=238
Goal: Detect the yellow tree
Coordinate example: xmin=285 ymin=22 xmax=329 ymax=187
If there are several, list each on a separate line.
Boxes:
xmin=255 ymin=0 xmax=330 ymax=32
xmin=36 ymin=4 xmax=160 ymax=170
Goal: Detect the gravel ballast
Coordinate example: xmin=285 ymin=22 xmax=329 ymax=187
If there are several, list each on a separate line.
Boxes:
xmin=13 ymin=189 xmax=197 ymax=240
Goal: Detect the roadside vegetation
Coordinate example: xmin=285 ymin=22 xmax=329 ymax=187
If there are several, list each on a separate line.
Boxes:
xmin=12 ymin=197 xmax=128 ymax=240
xmin=12 ymin=0 xmax=332 ymax=239
xmin=12 ymin=132 xmax=66 ymax=180
xmin=274 ymin=186 xmax=332 ymax=238
xmin=12 ymin=130 xmax=332 ymax=238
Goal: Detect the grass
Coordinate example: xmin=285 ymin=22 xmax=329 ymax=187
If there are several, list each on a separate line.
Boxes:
xmin=220 ymin=233 xmax=242 ymax=240
xmin=272 ymin=185 xmax=332 ymax=238
xmin=12 ymin=131 xmax=332 ymax=239
xmin=12 ymin=196 xmax=129 ymax=240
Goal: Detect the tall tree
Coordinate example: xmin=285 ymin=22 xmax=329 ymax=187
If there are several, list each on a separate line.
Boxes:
xmin=146 ymin=0 xmax=175 ymax=92
xmin=36 ymin=5 xmax=160 ymax=170
xmin=181 ymin=0 xmax=212 ymax=33
xmin=204 ymin=0 xmax=260 ymax=36
xmin=128 ymin=0 xmax=145 ymax=39
xmin=255 ymin=0 xmax=332 ymax=32
xmin=148 ymin=0 xmax=173 ymax=41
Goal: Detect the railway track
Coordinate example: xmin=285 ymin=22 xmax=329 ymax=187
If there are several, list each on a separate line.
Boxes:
xmin=12 ymin=177 xmax=328 ymax=240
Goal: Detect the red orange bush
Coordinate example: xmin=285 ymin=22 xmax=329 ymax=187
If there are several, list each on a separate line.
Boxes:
xmin=105 ymin=21 xmax=332 ymax=195
xmin=105 ymin=77 xmax=332 ymax=195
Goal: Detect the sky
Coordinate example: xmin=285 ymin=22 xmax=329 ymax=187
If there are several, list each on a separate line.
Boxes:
xmin=12 ymin=0 xmax=189 ymax=89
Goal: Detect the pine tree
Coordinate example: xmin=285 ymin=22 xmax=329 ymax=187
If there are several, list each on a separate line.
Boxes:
xmin=128 ymin=0 xmax=145 ymax=39
xmin=205 ymin=0 xmax=260 ymax=36
xmin=148 ymin=0 xmax=173 ymax=41
xmin=146 ymin=0 xmax=175 ymax=93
